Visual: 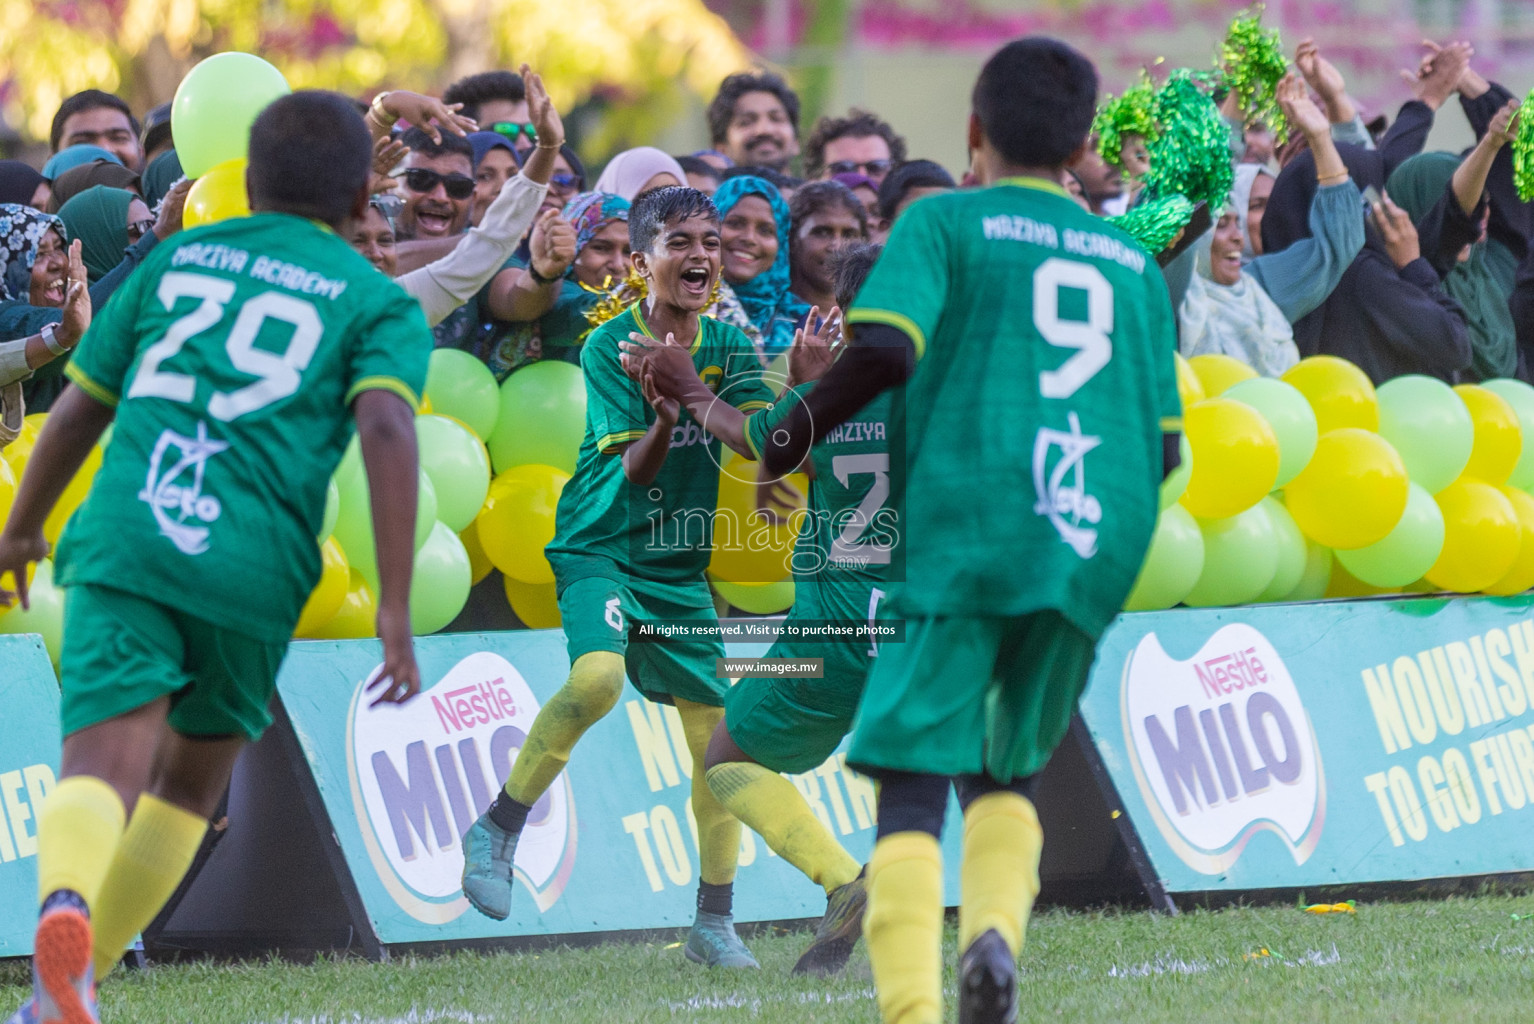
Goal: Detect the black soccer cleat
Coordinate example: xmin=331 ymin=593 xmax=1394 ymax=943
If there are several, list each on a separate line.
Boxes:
xmin=958 ymin=928 xmax=1018 ymax=1024
xmin=792 ymin=868 xmax=868 ymax=976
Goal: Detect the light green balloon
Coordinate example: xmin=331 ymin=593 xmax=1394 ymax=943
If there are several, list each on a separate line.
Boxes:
xmin=1159 ymin=435 xmax=1193 ymax=510
xmin=0 ymin=559 xmax=64 ymax=672
xmin=1183 ymin=504 xmax=1279 ymax=607
xmin=1482 ymin=379 xmax=1534 ymax=489
xmin=318 ymin=478 xmax=339 ymax=544
xmin=172 ymin=52 xmax=291 ymax=178
xmin=1335 ymin=482 xmax=1445 ymax=588
xmin=1125 ymin=504 xmax=1205 ymax=610
xmin=425 ymin=349 xmax=500 ymax=441
xmin=490 ymin=362 xmax=587 ymax=476
xmin=410 ymin=521 xmax=472 ymax=634
xmin=1254 ymin=497 xmax=1308 ymax=601
xmin=1377 ymin=375 xmax=1473 ymax=494
xmin=712 ymin=578 xmax=797 ymax=615
xmin=1282 ymin=535 xmax=1334 ymax=602
xmin=331 ymin=465 xmax=437 ymax=583
xmin=417 ymin=415 xmax=491 ymax=532
xmin=1224 ymin=378 xmax=1318 ymax=487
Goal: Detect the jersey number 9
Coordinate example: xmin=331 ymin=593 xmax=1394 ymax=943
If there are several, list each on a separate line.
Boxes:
xmin=1033 ymin=258 xmax=1112 ymax=400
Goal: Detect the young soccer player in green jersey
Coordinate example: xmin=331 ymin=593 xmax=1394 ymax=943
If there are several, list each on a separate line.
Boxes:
xmin=759 ymin=38 xmax=1182 ymax=1024
xmin=624 ymin=244 xmax=891 ymax=977
xmin=460 ymin=186 xmax=790 ymax=968
xmin=0 ymin=92 xmax=430 ymax=1024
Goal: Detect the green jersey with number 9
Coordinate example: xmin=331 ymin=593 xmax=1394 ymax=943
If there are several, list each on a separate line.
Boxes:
xmin=56 ymin=213 xmax=432 ymax=643
xmin=845 ymin=178 xmax=1179 ymax=636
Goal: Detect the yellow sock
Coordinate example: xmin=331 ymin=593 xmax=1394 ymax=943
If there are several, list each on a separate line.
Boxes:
xmin=503 ymin=652 xmax=625 ymax=805
xmin=958 ymin=792 xmax=1042 ymax=955
xmin=675 ymin=700 xmax=740 ymax=886
xmin=865 ymin=831 xmax=943 ymax=1024
xmin=36 ymin=776 xmax=126 ymax=908
xmin=706 ymin=761 xmax=860 ymax=892
xmin=90 ymin=794 xmax=207 ymax=979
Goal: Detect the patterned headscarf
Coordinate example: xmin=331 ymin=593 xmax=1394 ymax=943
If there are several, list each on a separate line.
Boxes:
xmin=0 ymin=204 xmax=66 ymax=302
xmin=562 ymin=191 xmax=630 ymax=269
xmin=711 ymin=175 xmax=807 ymax=359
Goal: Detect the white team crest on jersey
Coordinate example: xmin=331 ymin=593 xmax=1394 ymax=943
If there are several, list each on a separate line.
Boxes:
xmin=1032 ymin=412 xmax=1103 ymax=558
xmin=138 ymin=422 xmax=230 ymax=555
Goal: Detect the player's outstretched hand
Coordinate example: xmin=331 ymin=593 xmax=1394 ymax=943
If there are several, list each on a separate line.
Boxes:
xmin=370 ymin=136 xmax=409 ymax=194
xmin=787 ymin=305 xmax=840 ymax=389
xmin=621 ymin=330 xmax=701 ymax=403
xmin=152 ymin=179 xmax=191 ymax=240
xmin=521 ymin=63 xmax=565 ymax=153
xmin=369 ymin=606 xmax=421 ymax=706
xmin=379 ymin=91 xmax=478 ymax=143
xmin=58 ymin=240 xmax=90 ymax=348
xmin=642 ymin=369 xmax=680 ymax=425
xmin=1275 ymin=73 xmax=1330 ymax=140
xmin=0 ymin=530 xmax=48 ymax=611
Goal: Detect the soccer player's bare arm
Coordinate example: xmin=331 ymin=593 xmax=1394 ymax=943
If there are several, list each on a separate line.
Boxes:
xmin=616 ymin=371 xmax=679 ymax=487
xmin=355 ymin=388 xmax=422 ymax=705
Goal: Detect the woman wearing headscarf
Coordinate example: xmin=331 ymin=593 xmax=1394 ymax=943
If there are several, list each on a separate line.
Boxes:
xmin=46 ymin=160 xmax=141 ymax=213
xmin=0 ymin=161 xmax=48 ymax=210
xmin=479 ymin=191 xmax=630 ymax=378
xmin=0 ymin=207 xmax=91 ymax=433
xmin=709 ymin=174 xmax=808 ymax=361
xmin=1229 ymin=163 xmax=1275 ymax=259
xmin=593 ymin=147 xmax=687 ymax=201
xmin=140 ymin=149 xmax=184 ymax=208
xmin=56 ymin=186 xmax=156 ymax=283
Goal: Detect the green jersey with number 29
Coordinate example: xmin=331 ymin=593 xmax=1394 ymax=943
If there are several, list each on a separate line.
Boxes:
xmin=57 ymin=213 xmax=432 ymax=643
xmin=846 ymin=178 xmax=1179 ymax=636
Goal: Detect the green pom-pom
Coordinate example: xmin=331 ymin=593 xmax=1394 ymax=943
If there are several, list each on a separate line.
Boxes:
xmin=1093 ymin=74 xmax=1159 ymax=170
xmin=1219 ymin=6 xmax=1288 ymax=142
xmin=1108 ymin=195 xmax=1196 ymax=254
xmin=1516 ymin=88 xmax=1534 ymax=202
xmin=1144 ymin=70 xmax=1236 ymax=211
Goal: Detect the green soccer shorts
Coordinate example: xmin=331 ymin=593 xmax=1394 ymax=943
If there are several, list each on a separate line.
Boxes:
xmin=557 ymin=571 xmax=727 ymax=707
xmin=60 ymin=583 xmax=288 ymax=742
xmin=847 ymin=609 xmax=1098 ymax=783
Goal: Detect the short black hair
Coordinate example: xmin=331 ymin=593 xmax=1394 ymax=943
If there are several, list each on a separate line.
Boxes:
xmin=876 ymin=159 xmax=955 ymax=223
xmin=721 ymin=165 xmax=802 ymax=192
xmin=803 ymin=109 xmax=907 ymax=178
xmin=973 ymin=37 xmax=1097 ymax=170
xmin=630 ymin=186 xmax=718 ymax=254
xmin=790 ymin=180 xmax=868 ymax=241
xmin=50 ymin=90 xmax=139 ymax=153
xmin=400 ymin=126 xmax=474 ymax=163
xmin=248 ymin=91 xmax=372 ymax=228
xmin=831 ymin=243 xmax=882 ymax=311
xmin=707 ymin=71 xmax=801 ymax=147
xmin=442 ymin=71 xmax=526 ymax=124
xmin=675 ymin=155 xmax=722 ymax=185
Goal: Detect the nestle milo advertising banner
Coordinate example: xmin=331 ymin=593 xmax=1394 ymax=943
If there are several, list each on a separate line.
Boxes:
xmin=1077 ymin=595 xmax=1534 ymax=894
xmin=278 ymin=630 xmax=962 ymax=946
xmin=0 ymin=636 xmax=61 ymax=957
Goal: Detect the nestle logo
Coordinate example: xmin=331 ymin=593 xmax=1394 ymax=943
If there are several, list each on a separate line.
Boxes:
xmin=431 ymin=678 xmax=517 ymax=734
xmin=1194 ymin=647 xmax=1268 ymax=699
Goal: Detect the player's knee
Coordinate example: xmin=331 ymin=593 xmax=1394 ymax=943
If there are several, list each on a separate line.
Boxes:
xmin=875 ymin=771 xmax=950 ymax=840
xmin=565 ymin=652 xmax=627 ymax=722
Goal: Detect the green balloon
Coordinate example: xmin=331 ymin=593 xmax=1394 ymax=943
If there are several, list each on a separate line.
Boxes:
xmin=1125 ymin=504 xmax=1205 ymax=610
xmin=0 ymin=559 xmax=64 ymax=672
xmin=490 ymin=362 xmax=588 ymax=475
xmin=1282 ymin=535 xmax=1334 ymax=601
xmin=425 ymin=349 xmax=500 ymax=441
xmin=1335 ymin=482 xmax=1445 ymax=587
xmin=331 ymin=464 xmax=437 ymax=583
xmin=1224 ymin=378 xmax=1318 ymax=487
xmin=1159 ymin=435 xmax=1193 ymax=510
xmin=1254 ymin=497 xmax=1308 ymax=601
xmin=318 ymin=478 xmax=339 ymax=544
xmin=410 ymin=521 xmax=472 ymax=634
xmin=1377 ymin=375 xmax=1473 ymax=494
xmin=1184 ymin=504 xmax=1279 ymax=607
xmin=172 ymin=52 xmax=291 ymax=178
xmin=1482 ymin=379 xmax=1534 ymax=489
xmin=417 ymin=415 xmax=491 ymax=532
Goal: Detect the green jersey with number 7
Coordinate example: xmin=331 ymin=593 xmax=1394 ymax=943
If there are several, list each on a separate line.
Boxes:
xmin=57 ymin=213 xmax=432 ymax=643
xmin=846 ymin=177 xmax=1179 ymax=636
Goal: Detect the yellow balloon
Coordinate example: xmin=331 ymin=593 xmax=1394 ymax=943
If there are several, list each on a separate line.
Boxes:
xmin=503 ymin=575 xmax=562 ymax=628
xmin=1179 ymin=398 xmax=1280 ymax=520
xmin=1281 ymin=355 xmax=1379 ymax=433
xmin=1484 ymin=486 xmax=1534 ymax=596
xmin=711 ymin=577 xmax=796 ymax=614
xmin=294 ymin=537 xmax=350 ymax=637
xmin=418 ymin=395 xmax=434 ymax=415
xmin=306 ymin=570 xmax=378 ymax=639
xmin=708 ymin=453 xmax=807 ymax=584
xmin=477 ymin=464 xmax=569 ymax=584
xmin=1187 ymin=354 xmax=1257 ymax=398
xmin=460 ymin=520 xmax=494 ymax=585
xmin=185 ymin=157 xmax=250 ymax=229
xmin=1284 ymin=428 xmax=1409 ymax=549
xmin=1453 ymin=384 xmax=1521 ymax=486
xmin=0 ymin=457 xmax=15 ymax=526
xmin=1173 ymin=352 xmax=1206 ymax=411
xmin=4 ymin=414 xmax=46 ymax=477
xmin=1426 ymin=479 xmax=1520 ymax=592
xmin=43 ymin=442 xmax=103 ymax=545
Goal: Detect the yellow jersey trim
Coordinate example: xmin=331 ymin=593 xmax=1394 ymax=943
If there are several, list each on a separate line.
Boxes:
xmin=995 ymin=176 xmax=1072 ymax=199
xmin=632 ymin=302 xmax=704 ymax=356
xmin=346 ymin=375 xmax=420 ymax=411
xmin=597 ymin=428 xmax=647 ymax=453
xmin=846 ymin=308 xmax=928 ymax=362
xmin=742 ymin=414 xmax=764 ymax=461
xmin=65 ymin=364 xmax=119 ymax=408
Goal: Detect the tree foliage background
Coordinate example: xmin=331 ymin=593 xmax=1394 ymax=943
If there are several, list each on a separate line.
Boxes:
xmin=0 ymin=0 xmax=751 ymax=156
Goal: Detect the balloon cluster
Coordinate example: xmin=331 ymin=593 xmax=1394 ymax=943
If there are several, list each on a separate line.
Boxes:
xmin=174 ymin=53 xmax=292 ymax=229
xmin=1129 ymin=353 xmax=1534 ymax=610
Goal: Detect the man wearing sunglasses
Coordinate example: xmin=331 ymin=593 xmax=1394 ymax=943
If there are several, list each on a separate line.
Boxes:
xmin=393 ymin=127 xmax=477 ymax=241
xmin=804 ymin=109 xmax=907 ymax=187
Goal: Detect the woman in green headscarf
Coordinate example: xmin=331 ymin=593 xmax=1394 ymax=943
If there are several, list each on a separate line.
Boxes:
xmin=1387 ymin=142 xmax=1519 ymax=382
xmin=57 ymin=185 xmax=157 ymax=284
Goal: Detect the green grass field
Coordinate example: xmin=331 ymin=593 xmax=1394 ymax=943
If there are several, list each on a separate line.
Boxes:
xmin=4 ymin=892 xmax=1533 ymax=1023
